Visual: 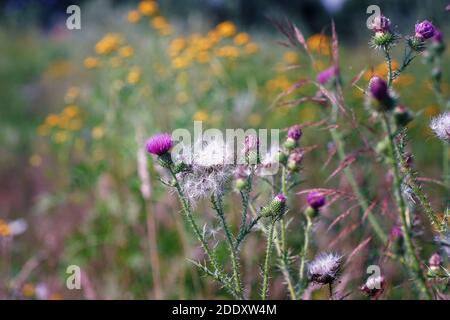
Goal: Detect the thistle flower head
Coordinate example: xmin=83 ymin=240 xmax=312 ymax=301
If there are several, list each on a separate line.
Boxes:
xmin=369 ymin=15 xmax=391 ymax=33
xmin=308 ymin=252 xmax=342 ymax=284
xmin=146 ymin=133 xmax=173 ymax=156
xmin=369 ymin=76 xmax=389 ymax=101
xmin=415 ymin=20 xmax=435 ymax=40
xmin=307 ymin=191 xmax=326 ymax=210
xmin=287 ymin=125 xmax=302 ymax=141
xmin=317 ymin=66 xmax=338 ymax=85
xmin=430 ymin=112 xmax=450 ymax=142
xmin=394 ymin=105 xmax=413 ymax=127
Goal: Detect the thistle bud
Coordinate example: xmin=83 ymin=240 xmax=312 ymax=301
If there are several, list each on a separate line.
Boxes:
xmin=276 ymin=151 xmax=288 ymax=165
xmin=146 ymin=133 xmax=174 ymax=167
xmin=287 ymin=150 xmax=304 ymax=172
xmin=261 ymin=194 xmax=287 ymax=218
xmin=234 ymin=178 xmax=248 ymax=191
xmin=390 ymin=225 xmax=404 ymax=256
xmin=415 ymin=20 xmax=435 ymax=40
xmin=244 ymin=135 xmax=259 ymax=165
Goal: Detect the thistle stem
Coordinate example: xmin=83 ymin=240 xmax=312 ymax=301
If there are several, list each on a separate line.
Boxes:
xmin=298 ymin=215 xmax=312 ymax=288
xmin=380 ymin=113 xmax=433 ymax=299
xmin=211 ymin=194 xmax=244 ymax=298
xmin=169 ymin=169 xmax=238 ymax=297
xmin=261 ymin=219 xmax=276 ymax=300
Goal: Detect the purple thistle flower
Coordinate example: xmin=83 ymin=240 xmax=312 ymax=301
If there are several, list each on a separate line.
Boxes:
xmin=317 ymin=66 xmax=338 ymax=85
xmin=415 ymin=20 xmax=435 ymax=40
xmin=368 ymin=76 xmax=389 ymax=102
xmin=307 ymin=191 xmax=326 ymax=209
xmin=287 ymin=125 xmax=302 ymax=141
xmin=146 ymin=133 xmax=173 ymax=156
xmin=370 ymin=15 xmax=391 ymax=33
xmin=447 ymin=4 xmax=450 ymax=12
xmin=275 ymin=193 xmax=287 ymax=203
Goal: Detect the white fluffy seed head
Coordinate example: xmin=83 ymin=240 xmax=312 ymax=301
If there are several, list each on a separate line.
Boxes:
xmin=174 ymin=139 xmax=233 ymax=203
xmin=308 ymin=252 xmax=342 ymax=284
xmin=430 ymin=112 xmax=450 ymax=142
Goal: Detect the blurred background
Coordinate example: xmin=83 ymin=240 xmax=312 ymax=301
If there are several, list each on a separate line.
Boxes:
xmin=0 ymin=0 xmax=449 ymax=299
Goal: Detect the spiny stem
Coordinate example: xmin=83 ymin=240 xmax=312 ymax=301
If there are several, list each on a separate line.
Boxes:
xmin=298 ymin=215 xmax=312 ymax=288
xmin=211 ymin=194 xmax=244 ymax=298
xmin=380 ymin=113 xmax=433 ymax=299
xmin=169 ymin=169 xmax=235 ymax=296
xmin=261 ymin=219 xmax=276 ymax=300
xmin=384 ymin=48 xmax=393 ymax=87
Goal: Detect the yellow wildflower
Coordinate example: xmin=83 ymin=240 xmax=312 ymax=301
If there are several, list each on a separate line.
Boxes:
xmin=45 ymin=114 xmax=60 ymax=127
xmin=68 ymin=119 xmax=83 ymax=131
xmin=196 ymin=51 xmax=210 ymax=64
xmin=216 ymin=46 xmax=240 ymax=59
xmin=95 ymin=33 xmax=122 ymax=55
xmin=216 ymin=21 xmax=236 ymax=37
xmin=176 ymin=91 xmax=189 ymax=104
xmin=169 ymin=37 xmax=187 ymax=57
xmin=151 ymin=16 xmax=168 ymax=30
xmin=63 ymin=105 xmax=80 ymax=118
xmin=234 ymin=32 xmax=250 ymax=46
xmin=127 ymin=67 xmax=142 ymax=85
xmin=138 ymin=1 xmax=158 ymax=16
xmin=127 ymin=10 xmax=141 ymax=23
xmin=83 ymin=56 xmax=100 ymax=69
xmin=307 ymin=34 xmax=331 ymax=55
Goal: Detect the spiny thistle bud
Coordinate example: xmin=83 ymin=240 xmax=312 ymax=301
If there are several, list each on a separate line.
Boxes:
xmin=368 ymin=76 xmax=394 ymax=111
xmin=261 ymin=194 xmax=287 ymax=218
xmin=428 ymin=252 xmax=442 ymax=272
xmin=287 ymin=149 xmax=304 ymax=172
xmin=307 ymin=191 xmax=326 ymax=210
xmin=173 ymin=162 xmax=189 ymax=174
xmin=369 ymin=16 xmax=396 ymax=49
xmin=146 ymin=133 xmax=173 ymax=167
xmin=375 ymin=137 xmax=390 ymax=157
xmin=308 ymin=252 xmax=342 ymax=285
xmin=408 ymin=36 xmax=426 ymax=52
xmin=361 ymin=275 xmax=385 ymax=299
xmin=234 ymin=178 xmax=248 ymax=191
xmin=288 ymin=125 xmax=302 ymax=141
xmin=394 ymin=105 xmax=413 ymax=127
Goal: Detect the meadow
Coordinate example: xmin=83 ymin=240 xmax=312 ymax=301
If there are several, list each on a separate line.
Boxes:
xmin=0 ymin=0 xmax=449 ymax=300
